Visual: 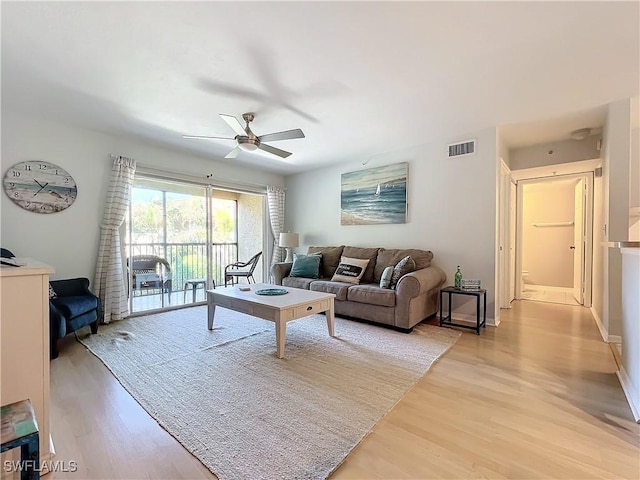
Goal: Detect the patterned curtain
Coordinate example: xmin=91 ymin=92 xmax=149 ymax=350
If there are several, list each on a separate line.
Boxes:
xmin=267 ymin=186 xmax=286 ymax=268
xmin=94 ymin=156 xmax=136 ymax=323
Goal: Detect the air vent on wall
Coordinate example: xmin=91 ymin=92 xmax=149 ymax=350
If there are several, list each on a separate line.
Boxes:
xmin=448 ymin=139 xmax=476 ymax=158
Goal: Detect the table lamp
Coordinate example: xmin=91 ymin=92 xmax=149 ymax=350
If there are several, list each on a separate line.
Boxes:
xmin=279 ymin=233 xmax=299 ymax=263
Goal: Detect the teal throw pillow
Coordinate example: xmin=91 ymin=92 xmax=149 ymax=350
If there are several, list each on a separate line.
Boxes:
xmin=290 ymin=253 xmax=322 ymax=278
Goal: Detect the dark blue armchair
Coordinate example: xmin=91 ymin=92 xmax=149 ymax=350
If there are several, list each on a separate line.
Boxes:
xmin=49 ymin=278 xmax=101 ymax=359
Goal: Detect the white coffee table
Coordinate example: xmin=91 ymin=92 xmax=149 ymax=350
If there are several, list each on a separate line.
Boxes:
xmin=207 ymin=283 xmax=336 ymax=358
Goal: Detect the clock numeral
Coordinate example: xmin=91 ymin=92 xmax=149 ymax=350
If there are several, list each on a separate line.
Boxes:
xmin=24 ymin=165 xmax=31 ymax=171
xmin=25 ymin=201 xmax=30 ymax=207
xmin=13 ymin=192 xmax=19 ymax=198
xmin=55 ymin=170 xmax=59 ymax=175
xmin=64 ymin=178 xmax=70 ymax=184
xmin=39 ymin=164 xmax=47 ymax=170
xmin=41 ymin=205 xmax=47 ymax=210
xmin=11 ymin=171 xmax=21 ymax=177
xmin=9 ymin=182 xmax=15 ymax=187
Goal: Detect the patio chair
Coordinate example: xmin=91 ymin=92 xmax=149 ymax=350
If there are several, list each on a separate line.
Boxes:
xmin=127 ymin=255 xmax=172 ymax=302
xmin=224 ymin=251 xmax=262 ymax=286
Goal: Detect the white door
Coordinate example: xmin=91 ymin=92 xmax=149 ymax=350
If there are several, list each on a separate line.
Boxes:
xmin=573 ymin=178 xmax=585 ymax=304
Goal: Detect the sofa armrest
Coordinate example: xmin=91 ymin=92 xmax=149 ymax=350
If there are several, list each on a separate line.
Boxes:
xmin=395 ymin=266 xmax=446 ymax=298
xmin=50 ymin=277 xmax=94 ymax=297
xmin=270 ymin=262 xmax=293 ymax=285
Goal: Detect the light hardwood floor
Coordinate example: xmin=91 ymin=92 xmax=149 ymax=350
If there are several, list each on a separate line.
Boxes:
xmin=45 ymin=300 xmax=639 ymax=480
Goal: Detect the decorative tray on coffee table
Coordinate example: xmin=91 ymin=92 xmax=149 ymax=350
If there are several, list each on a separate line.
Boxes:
xmin=255 ymin=288 xmax=288 ymax=296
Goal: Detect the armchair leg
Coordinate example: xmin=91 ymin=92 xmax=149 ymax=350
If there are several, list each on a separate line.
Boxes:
xmin=90 ymin=321 xmax=98 ymax=334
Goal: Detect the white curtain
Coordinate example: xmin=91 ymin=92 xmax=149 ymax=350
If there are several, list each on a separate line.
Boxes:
xmin=94 ymin=156 xmax=136 ymax=323
xmin=267 ymin=186 xmax=286 ymax=267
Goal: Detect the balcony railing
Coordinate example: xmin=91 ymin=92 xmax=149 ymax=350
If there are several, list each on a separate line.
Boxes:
xmin=126 ymin=242 xmax=238 ymax=294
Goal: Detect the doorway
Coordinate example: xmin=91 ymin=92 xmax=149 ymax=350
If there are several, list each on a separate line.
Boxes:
xmin=515 ymin=172 xmax=594 ymax=306
xmin=125 ymin=176 xmax=265 ymax=314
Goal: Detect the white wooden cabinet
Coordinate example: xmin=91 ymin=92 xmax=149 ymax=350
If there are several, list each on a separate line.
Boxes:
xmin=1 ymin=259 xmax=55 ymax=464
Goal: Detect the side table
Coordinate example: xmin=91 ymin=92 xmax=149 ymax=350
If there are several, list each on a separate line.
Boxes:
xmin=1 ymin=399 xmax=39 ymax=480
xmin=183 ymin=278 xmax=213 ymax=303
xmin=439 ymin=286 xmax=487 ymax=335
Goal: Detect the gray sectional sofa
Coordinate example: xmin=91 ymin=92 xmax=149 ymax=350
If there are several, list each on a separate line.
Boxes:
xmin=270 ymin=245 xmax=446 ymax=331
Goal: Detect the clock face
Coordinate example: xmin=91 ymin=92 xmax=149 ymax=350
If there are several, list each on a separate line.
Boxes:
xmin=3 ymin=161 xmax=78 ymax=214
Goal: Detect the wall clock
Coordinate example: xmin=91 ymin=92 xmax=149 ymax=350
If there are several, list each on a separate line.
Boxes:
xmin=3 ymin=161 xmax=78 ymax=214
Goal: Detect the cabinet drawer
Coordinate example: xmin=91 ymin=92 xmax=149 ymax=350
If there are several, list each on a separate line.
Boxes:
xmin=224 ymin=299 xmax=276 ymax=320
xmin=293 ymin=300 xmax=329 ymax=318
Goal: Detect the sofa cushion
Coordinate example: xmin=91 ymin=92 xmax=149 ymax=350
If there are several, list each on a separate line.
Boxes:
xmin=290 ymin=253 xmax=322 ymax=278
xmin=347 ymin=284 xmax=397 ymax=307
xmin=51 ymin=295 xmax=99 ymax=319
xmin=331 ymin=256 xmax=370 ymax=284
xmin=391 ymin=255 xmax=416 ymax=288
xmin=283 ymin=277 xmax=317 ymax=290
xmin=308 ymin=246 xmax=344 ymax=278
xmin=374 ymin=248 xmax=433 ymax=283
xmin=342 ymin=246 xmax=379 ymax=284
xmin=310 ymin=281 xmax=350 ymax=301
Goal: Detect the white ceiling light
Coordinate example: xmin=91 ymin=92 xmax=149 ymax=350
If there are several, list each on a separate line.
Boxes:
xmin=570 ymin=128 xmax=591 ymax=140
xmin=238 ymin=138 xmax=259 ymax=152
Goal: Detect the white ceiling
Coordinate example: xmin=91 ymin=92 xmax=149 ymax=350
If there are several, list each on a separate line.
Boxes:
xmin=2 ymin=2 xmax=638 ymax=175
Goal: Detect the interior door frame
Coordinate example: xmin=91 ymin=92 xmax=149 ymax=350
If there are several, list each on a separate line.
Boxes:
xmin=515 ymin=171 xmax=594 ymax=305
xmin=573 ymin=178 xmax=585 ymax=304
xmin=498 ymin=158 xmax=513 ymax=309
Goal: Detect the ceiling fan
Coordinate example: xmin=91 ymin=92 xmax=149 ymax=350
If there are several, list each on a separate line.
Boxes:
xmin=183 ymin=113 xmax=305 ymax=159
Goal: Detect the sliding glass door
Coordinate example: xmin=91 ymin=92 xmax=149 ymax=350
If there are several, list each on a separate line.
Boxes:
xmin=125 ymin=176 xmax=264 ymax=314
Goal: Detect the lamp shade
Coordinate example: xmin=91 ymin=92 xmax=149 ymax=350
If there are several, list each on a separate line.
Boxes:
xmin=279 ymin=232 xmax=299 ymax=248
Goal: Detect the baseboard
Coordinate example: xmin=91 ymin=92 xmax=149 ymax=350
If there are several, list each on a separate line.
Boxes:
xmin=608 ymin=334 xmax=622 ymax=344
xmin=451 ymin=312 xmax=495 ymax=327
xmin=524 ymin=285 xmax=572 ymax=293
xmin=590 ymin=306 xmax=609 ymax=343
xmin=616 ymin=367 xmax=640 ymax=423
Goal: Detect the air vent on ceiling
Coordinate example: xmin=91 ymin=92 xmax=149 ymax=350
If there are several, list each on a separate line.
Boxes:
xmin=448 ymin=139 xmax=476 ymax=158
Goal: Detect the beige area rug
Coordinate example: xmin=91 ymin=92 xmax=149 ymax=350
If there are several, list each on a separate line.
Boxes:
xmin=79 ymin=306 xmax=460 ymax=480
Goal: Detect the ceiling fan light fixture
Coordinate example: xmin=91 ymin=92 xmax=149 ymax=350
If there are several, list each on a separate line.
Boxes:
xmin=238 ymin=141 xmax=259 ymax=152
xmin=237 ymin=135 xmax=260 ymax=152
xmin=184 ymin=112 xmax=303 ymax=159
xmin=570 ymin=128 xmax=591 ymax=140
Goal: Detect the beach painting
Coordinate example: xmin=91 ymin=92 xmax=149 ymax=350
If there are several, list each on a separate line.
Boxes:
xmin=341 ymin=162 xmax=408 ymax=225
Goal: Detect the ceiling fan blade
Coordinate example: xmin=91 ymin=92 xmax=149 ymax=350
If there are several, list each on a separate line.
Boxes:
xmin=258 ymin=143 xmax=292 ymax=158
xmin=198 ymin=79 xmax=267 ymax=102
xmin=182 ymin=135 xmax=235 ymax=141
xmin=220 ymin=114 xmax=247 ymax=137
xmin=258 ymin=129 xmax=305 ymax=143
xmin=225 ymin=146 xmax=242 ymax=159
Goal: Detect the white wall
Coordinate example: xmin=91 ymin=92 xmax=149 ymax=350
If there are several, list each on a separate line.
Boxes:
xmin=0 ymin=111 xmax=284 ymax=281
xmin=600 ymin=99 xmax=632 ymax=338
xmin=285 ymin=127 xmax=499 ymax=323
xmin=237 ymin=193 xmax=265 ymax=282
xmin=510 ymin=136 xmax=600 ymax=170
xmin=630 ymin=96 xmax=639 ymax=241
xmin=619 ymin=248 xmax=640 ymax=421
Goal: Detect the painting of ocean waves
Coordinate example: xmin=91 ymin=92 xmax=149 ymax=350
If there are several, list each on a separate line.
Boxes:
xmin=341 ymin=162 xmax=407 ymax=225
